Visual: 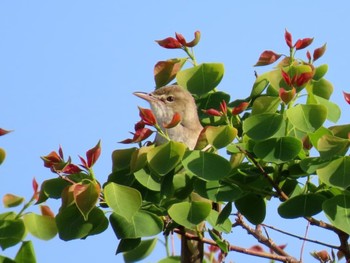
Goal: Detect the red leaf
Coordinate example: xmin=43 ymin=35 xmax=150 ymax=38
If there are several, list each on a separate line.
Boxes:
xmin=343 ymin=91 xmax=350 ymax=104
xmin=175 ymin=32 xmax=187 ymax=46
xmin=155 ymin=37 xmax=182 ymax=49
xmin=32 ymin=177 xmax=39 ymax=198
xmin=40 ymin=205 xmax=55 ymax=218
xmin=58 ymin=145 xmax=64 ymax=159
xmin=163 ymin=112 xmax=181 ymax=128
xmin=133 ymin=128 xmax=153 ymax=143
xmin=202 ymin=108 xmax=222 ymax=117
xmin=0 ymin=128 xmax=12 ymax=136
xmin=79 ymin=155 xmax=88 ymax=168
xmin=119 ymin=138 xmax=135 ymax=144
xmin=62 ymin=163 xmax=82 ymax=174
xmin=306 ymin=50 xmax=311 ymax=61
xmin=313 ymin=43 xmax=327 ymax=61
xmin=86 ymin=140 xmax=101 ymax=168
xmin=134 ymin=120 xmax=145 ymax=131
xmin=254 ymin=50 xmax=282 ymax=66
xmin=232 ymin=102 xmax=249 ymax=115
xmin=138 ymin=107 xmax=157 ymax=126
xmin=185 ymin=30 xmax=201 ymax=47
xmin=285 ymin=29 xmax=293 ymax=48
xmin=279 ymin=87 xmax=296 ymax=104
xmin=281 ymin=70 xmax=292 ymax=86
xmin=294 ymin=38 xmax=314 ymax=50
xmin=295 ymin=71 xmax=314 ymax=86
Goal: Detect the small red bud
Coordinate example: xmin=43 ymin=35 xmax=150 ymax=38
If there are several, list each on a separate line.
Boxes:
xmin=306 ymin=50 xmax=311 ymax=61
xmin=284 ymin=29 xmax=293 ymax=48
xmin=220 ymin=100 xmax=227 ymax=115
xmin=313 ymin=43 xmax=327 ymax=62
xmin=202 ymin=108 xmax=222 ymax=117
xmin=281 ymin=70 xmax=292 ymax=86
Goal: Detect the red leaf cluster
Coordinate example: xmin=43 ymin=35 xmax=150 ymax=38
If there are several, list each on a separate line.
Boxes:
xmin=203 ymin=100 xmax=228 ymax=117
xmin=156 ymin=31 xmax=201 ymax=49
xmin=285 ymin=29 xmax=314 ymax=50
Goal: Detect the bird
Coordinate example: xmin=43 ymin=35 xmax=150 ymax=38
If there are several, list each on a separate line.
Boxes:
xmin=134 ymin=85 xmax=204 ymax=263
xmin=133 ymin=85 xmax=203 ymax=150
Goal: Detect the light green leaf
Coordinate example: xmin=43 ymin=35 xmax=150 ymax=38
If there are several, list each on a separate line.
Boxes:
xmin=278 ymin=194 xmax=325 ymax=218
xmin=243 ymin=113 xmax=283 ymax=140
xmin=104 ymin=183 xmax=142 ymax=220
xmin=317 ymin=156 xmax=350 ymax=189
xmin=168 ymin=201 xmax=211 ymax=229
xmin=2 ymin=194 xmax=24 ymax=208
xmin=23 ymin=213 xmax=57 ymax=240
xmin=176 ymin=63 xmax=224 ymax=96
xmin=206 ymin=209 xmax=232 ymax=234
xmin=206 ymin=125 xmax=237 ymax=149
xmin=253 ymin=137 xmax=302 ymax=164
xmin=329 ymin=124 xmax=350 ymax=139
xmin=286 ymin=104 xmax=327 ymax=133
xmin=158 ymin=256 xmax=181 ymax=263
xmin=318 ymin=134 xmax=350 ymax=159
xmin=147 ymin=141 xmax=186 ymax=175
xmin=194 ymin=180 xmax=242 ymax=202
xmin=323 ymin=194 xmax=350 ymax=235
xmin=313 ymin=64 xmax=328 ymax=81
xmin=110 ymin=211 xmax=163 ymax=239
xmin=15 ymin=241 xmax=36 ymax=263
xmin=307 ymin=94 xmax=340 ymax=123
xmin=123 ymin=238 xmax=158 ymax=263
xmin=182 ymin=150 xmax=231 ymax=181
xmin=250 ymin=74 xmax=269 ymax=98
xmin=251 ymin=96 xmax=280 ymax=115
xmin=0 ymin=217 xmax=26 ymax=250
xmin=134 ymin=169 xmax=161 ymax=192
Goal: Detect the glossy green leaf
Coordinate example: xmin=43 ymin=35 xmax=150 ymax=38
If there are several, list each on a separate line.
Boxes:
xmin=56 ymin=205 xmax=108 ymax=241
xmin=329 ymin=124 xmax=350 ymax=139
xmin=307 ymin=78 xmax=333 ymax=99
xmin=104 ymin=183 xmax=142 ymax=220
xmin=0 ymin=255 xmax=16 ymax=263
xmin=116 ymin=238 xmax=141 ymax=254
xmin=197 ymin=91 xmax=230 ymax=125
xmin=73 ymin=182 xmax=100 ymax=220
xmin=262 ymin=69 xmax=282 ymax=96
xmin=23 ymin=213 xmax=57 ymax=240
xmin=134 ymin=169 xmax=161 ymax=191
xmin=206 ymin=125 xmax=237 ymax=149
xmin=278 ymin=194 xmax=325 ymax=218
xmin=308 ymin=127 xmax=332 ymax=150
xmin=251 ymin=96 xmax=280 ymax=115
xmin=286 ymin=104 xmax=327 ymax=133
xmin=307 ymin=94 xmax=340 ymax=123
xmin=0 ymin=217 xmax=26 ymax=250
xmin=253 ymin=137 xmax=302 ymax=164
xmin=176 ymin=63 xmax=224 ymax=96
xmin=206 ymin=209 xmax=232 ymax=234
xmin=194 ymin=180 xmax=242 ymax=202
xmin=14 ymin=241 xmax=36 ymax=263
xmin=168 ymin=201 xmax=211 ymax=229
xmin=318 ymin=134 xmax=350 ymax=159
xmin=235 ymin=194 xmax=265 ymax=225
xmin=123 ymin=238 xmax=157 ymax=263
xmin=130 ymin=146 xmax=154 ymax=173
xmin=243 ymin=113 xmax=283 ymax=140
xmin=112 ymin=148 xmax=137 ymax=173
xmin=299 ymin=157 xmax=332 ymax=174
xmin=2 ymin=194 xmax=24 ymax=208
xmin=182 ymin=150 xmax=231 ymax=181
xmin=313 ymin=64 xmax=328 ymax=81
xmin=0 ymin=148 xmax=5 ymax=165
xmin=250 ymin=75 xmax=269 ymax=98
xmin=110 ymin=210 xmax=163 ymax=239
xmin=317 ymin=156 xmax=350 ymax=189
xmin=154 ymin=58 xmax=187 ymax=88
xmin=216 ymin=202 xmax=232 ymax=225
xmin=323 ymin=194 xmax=350 ymax=235
xmin=171 ymin=173 xmax=194 ymax=200
xmin=147 ymin=141 xmax=186 ymax=175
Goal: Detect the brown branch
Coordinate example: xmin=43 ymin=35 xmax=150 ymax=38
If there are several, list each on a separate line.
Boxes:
xmin=173 ymin=227 xmax=299 ymax=263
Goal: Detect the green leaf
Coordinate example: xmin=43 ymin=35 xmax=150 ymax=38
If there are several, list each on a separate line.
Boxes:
xmin=313 ymin=64 xmax=328 ymax=81
xmin=243 ymin=113 xmax=283 ymax=140
xmin=104 ymin=183 xmax=142 ymax=221
xmin=194 ymin=180 xmax=242 ymax=202
xmin=307 ymin=94 xmax=340 ymax=123
xmin=154 ymin=58 xmax=187 ymax=88
xmin=208 ymin=229 xmax=229 ymax=253
xmin=56 ymin=205 xmax=108 ymax=241
xmin=307 ymin=78 xmax=333 ymax=99
xmin=182 ymin=151 xmax=231 ymax=181
xmin=0 ymin=148 xmax=5 ymax=165
xmin=329 ymin=124 xmax=350 ymax=139
xmin=0 ymin=216 xmax=26 ymax=250
xmin=235 ymin=194 xmax=265 ymax=225
xmin=278 ymin=194 xmax=326 ymax=218
xmin=262 ymin=69 xmax=282 ymax=96
xmin=116 ymin=238 xmax=141 ymax=254
xmin=158 ymin=256 xmax=181 ymax=263
xmin=250 ymin=75 xmax=269 ymax=98
xmin=323 ymin=194 xmax=350 ymax=235
xmin=73 ymin=182 xmax=100 ymax=220
xmin=318 ymin=134 xmax=350 ymax=159
xmin=130 ymin=146 xmax=154 ymax=173
xmin=286 ymin=104 xmax=327 ymax=133
xmin=123 ymin=238 xmax=157 ymax=263
xmin=253 ymin=137 xmax=302 ymax=164
xmin=206 ymin=209 xmax=232 ymax=234
xmin=176 ymin=63 xmax=224 ymax=96
xmin=2 ymin=194 xmax=24 ymax=208
xmin=197 ymin=91 xmax=230 ymax=125
xmin=110 ymin=211 xmax=163 ymax=239
xmin=0 ymin=255 xmax=16 ymax=263
xmin=23 ymin=213 xmax=57 ymax=240
xmin=112 ymin=148 xmax=137 ymax=173
xmin=134 ymin=169 xmax=161 ymax=192
xmin=216 ymin=202 xmax=232 ymax=226
xmin=37 ymin=178 xmax=70 ymax=203
xmin=14 ymin=241 xmax=36 ymax=263
xmin=168 ymin=201 xmax=211 ymax=229
xmin=317 ymin=156 xmax=350 ymax=189
xmin=308 ymin=127 xmax=332 ymax=150
xmin=206 ymin=125 xmax=237 ymax=149
xmin=147 ymin=141 xmax=186 ymax=176
xmin=251 ymin=96 xmax=280 ymax=115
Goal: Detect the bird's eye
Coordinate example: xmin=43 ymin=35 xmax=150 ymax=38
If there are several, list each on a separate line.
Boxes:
xmin=166 ymin=96 xmax=174 ymax=102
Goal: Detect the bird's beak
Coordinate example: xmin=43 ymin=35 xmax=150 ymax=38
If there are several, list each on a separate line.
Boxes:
xmin=133 ymin=91 xmax=156 ymax=102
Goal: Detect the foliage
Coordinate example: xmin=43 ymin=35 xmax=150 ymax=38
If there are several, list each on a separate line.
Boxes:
xmin=1 ymin=30 xmax=350 ymax=263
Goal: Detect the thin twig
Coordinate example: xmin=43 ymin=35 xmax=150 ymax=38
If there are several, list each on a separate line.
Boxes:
xmin=300 ymin=221 xmax=310 ymax=262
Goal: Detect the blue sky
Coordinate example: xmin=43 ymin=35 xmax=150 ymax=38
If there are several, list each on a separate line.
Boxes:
xmin=1 ymin=1 xmax=349 ymax=262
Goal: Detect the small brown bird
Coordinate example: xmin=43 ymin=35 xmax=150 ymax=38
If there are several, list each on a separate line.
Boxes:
xmin=133 ymin=85 xmax=203 ymax=150
xmin=134 ymin=85 xmax=204 ymax=263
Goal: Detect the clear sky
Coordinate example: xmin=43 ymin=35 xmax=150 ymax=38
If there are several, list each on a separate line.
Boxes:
xmin=1 ymin=1 xmax=349 ymax=262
